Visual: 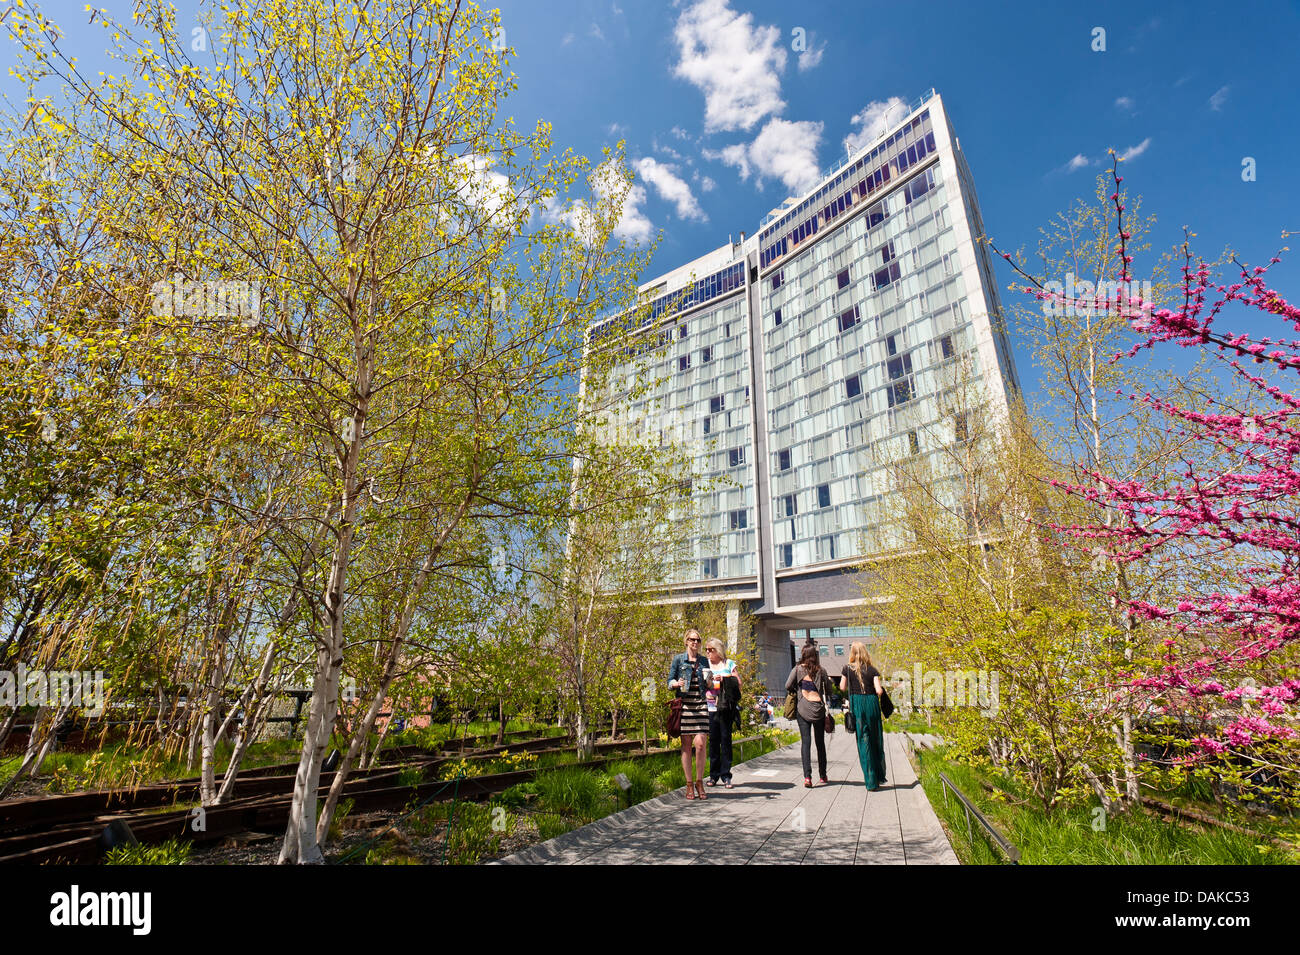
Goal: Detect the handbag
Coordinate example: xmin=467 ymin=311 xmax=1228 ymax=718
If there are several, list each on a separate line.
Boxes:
xmin=881 ymin=688 xmax=895 ymax=719
xmin=783 ymin=665 xmax=799 ymax=719
xmin=822 ymin=672 xmax=835 ymax=733
xmin=666 ymin=698 xmax=682 ymax=738
xmin=843 ymin=666 xmax=860 ymax=733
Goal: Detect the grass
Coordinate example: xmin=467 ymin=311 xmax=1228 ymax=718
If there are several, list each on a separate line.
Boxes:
xmin=104 ymin=837 xmax=192 ymax=866
xmin=916 ymin=747 xmax=1297 ymax=865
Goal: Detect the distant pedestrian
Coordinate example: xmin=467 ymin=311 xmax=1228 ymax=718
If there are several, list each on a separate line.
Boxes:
xmin=704 ymin=637 xmax=740 ymax=788
xmin=840 ymin=642 xmax=886 ymax=791
xmin=668 ymin=629 xmax=710 ymax=799
xmin=786 ymin=645 xmax=833 ymax=787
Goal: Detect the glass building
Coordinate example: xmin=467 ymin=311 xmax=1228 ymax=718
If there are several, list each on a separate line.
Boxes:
xmin=584 ymin=91 xmax=1020 ymax=693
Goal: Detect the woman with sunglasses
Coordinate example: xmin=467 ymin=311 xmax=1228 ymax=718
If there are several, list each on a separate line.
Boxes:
xmin=668 ymin=629 xmax=710 ymax=799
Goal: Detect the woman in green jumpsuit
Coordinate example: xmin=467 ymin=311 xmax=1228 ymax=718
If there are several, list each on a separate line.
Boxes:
xmin=840 ymin=642 xmax=887 ymax=790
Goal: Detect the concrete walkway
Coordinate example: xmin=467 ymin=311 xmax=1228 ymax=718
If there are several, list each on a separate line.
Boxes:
xmin=493 ymin=731 xmax=958 ymax=865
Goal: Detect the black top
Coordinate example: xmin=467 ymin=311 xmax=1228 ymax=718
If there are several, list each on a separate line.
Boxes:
xmin=844 ymin=664 xmax=881 ymax=695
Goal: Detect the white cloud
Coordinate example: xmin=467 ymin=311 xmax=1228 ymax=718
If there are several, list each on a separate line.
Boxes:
xmin=561 ymin=32 xmax=575 ymax=45
xmin=1064 ymin=153 xmax=1092 ymax=173
xmin=1208 ymin=85 xmax=1229 ymax=111
xmin=635 ymin=157 xmax=706 ymax=222
xmin=589 ymin=22 xmax=605 ymax=42
xmin=452 ymin=154 xmax=518 ymax=222
xmin=1117 ymin=137 xmax=1151 ymax=161
xmin=670 ymin=126 xmax=691 ymax=140
xmin=673 ymin=0 xmax=787 ymax=133
xmin=842 ymin=97 xmax=907 ymax=155
xmin=710 ymin=118 xmax=823 ymax=195
xmin=550 ymin=160 xmax=654 ymax=246
xmin=797 ymin=40 xmax=825 ymax=72
xmin=1115 ymin=96 xmax=1135 ymax=111
xmin=651 ymin=137 xmax=685 ymax=162
xmin=699 ymin=175 xmax=716 ymax=193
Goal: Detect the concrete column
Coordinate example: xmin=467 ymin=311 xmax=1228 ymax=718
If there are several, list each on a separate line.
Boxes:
xmin=726 ymin=600 xmax=740 ymax=656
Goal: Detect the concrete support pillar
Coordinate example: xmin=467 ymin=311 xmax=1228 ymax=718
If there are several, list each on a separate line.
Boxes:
xmin=726 ymin=600 xmax=740 ymax=656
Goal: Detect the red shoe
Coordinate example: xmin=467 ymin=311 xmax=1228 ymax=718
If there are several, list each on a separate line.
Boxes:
xmin=804 ymin=777 xmax=813 ymax=788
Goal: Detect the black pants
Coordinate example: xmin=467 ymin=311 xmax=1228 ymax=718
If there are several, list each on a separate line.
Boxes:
xmin=797 ymin=712 xmax=827 ymax=780
xmin=708 ymin=710 xmax=733 ymax=782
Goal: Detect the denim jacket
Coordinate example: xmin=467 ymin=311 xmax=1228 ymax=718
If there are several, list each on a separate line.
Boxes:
xmin=667 ymin=652 xmax=708 ymax=694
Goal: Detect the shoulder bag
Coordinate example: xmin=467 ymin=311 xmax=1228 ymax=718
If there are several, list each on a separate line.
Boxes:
xmin=843 ymin=667 xmax=858 ymax=734
xmin=822 ymin=671 xmax=835 ymax=734
xmin=782 ymin=666 xmax=799 ymax=720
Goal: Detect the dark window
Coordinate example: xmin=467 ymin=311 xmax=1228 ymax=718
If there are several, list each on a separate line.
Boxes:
xmin=886 ymin=334 xmax=898 ymax=356
xmin=887 ymin=353 xmax=913 ymax=380
xmin=954 ymin=413 xmax=969 ymax=444
xmin=782 ymin=493 xmax=797 ymax=516
xmin=729 ymin=447 xmax=745 ymax=467
xmin=888 ymin=379 xmax=914 ymax=407
xmin=772 ymin=271 xmax=783 ymax=291
xmin=729 ymin=510 xmax=748 ymax=530
xmin=835 ymin=645 xmax=845 ymax=656
xmin=872 ymin=262 xmax=901 ymax=291
xmin=880 ymin=241 xmax=895 ymax=265
xmin=723 ymin=323 xmax=730 ymax=338
xmin=703 ymin=416 xmax=711 ymax=435
xmin=701 ymin=346 xmax=713 ymax=364
xmin=774 ymin=307 xmax=782 ymax=326
xmin=780 ymin=543 xmax=793 ymax=568
xmin=778 ymin=448 xmax=791 ymax=471
xmin=837 ymin=268 xmax=850 ymax=290
xmin=845 ymin=375 xmax=862 ymax=399
xmin=817 ymin=484 xmax=831 ymax=509
xmin=678 ymin=324 xmax=688 ymax=339
xmin=819 ymin=646 xmax=830 ymax=656
xmin=701 ymin=558 xmax=719 ymax=579
xmin=940 ymin=334 xmax=955 ymax=359
xmin=679 ymin=355 xmax=690 ymax=372
xmin=819 ymin=535 xmax=836 ymax=561
xmin=908 ymin=431 xmax=920 ymax=455
xmin=837 ymin=306 xmax=860 ymax=333
xmin=710 ymin=395 xmax=724 ymax=414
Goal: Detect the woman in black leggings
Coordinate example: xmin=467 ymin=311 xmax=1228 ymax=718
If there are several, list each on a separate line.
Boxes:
xmin=785 ymin=645 xmax=833 ymax=787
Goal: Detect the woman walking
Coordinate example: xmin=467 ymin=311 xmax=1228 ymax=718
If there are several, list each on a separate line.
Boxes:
xmin=785 ymin=645 xmax=833 ymax=787
xmin=668 ymin=629 xmax=710 ymax=799
xmin=840 ymin=642 xmax=886 ymax=791
xmin=704 ymin=637 xmax=740 ymax=788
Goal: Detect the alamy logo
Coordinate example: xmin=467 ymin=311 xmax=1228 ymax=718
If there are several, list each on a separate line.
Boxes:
xmin=890 ymin=664 xmax=1000 ymax=716
xmin=1040 ymin=272 xmax=1153 ymax=321
xmin=150 ymin=273 xmax=261 ymax=325
xmin=49 ymin=885 xmax=151 ymax=935
xmin=0 ymin=665 xmax=105 ymax=715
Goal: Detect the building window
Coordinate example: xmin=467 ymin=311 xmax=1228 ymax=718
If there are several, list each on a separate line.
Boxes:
xmin=772 ymin=271 xmax=783 ymax=291
xmin=939 ymin=334 xmax=955 ymax=359
xmin=835 ymin=645 xmax=845 ymax=656
xmin=888 ymin=379 xmax=914 ymax=407
xmin=782 ymin=493 xmax=797 ymax=517
xmin=774 ymin=307 xmax=782 ymax=326
xmin=701 ymin=346 xmax=713 ymax=364
xmin=729 ymin=447 xmax=745 ymax=468
xmin=701 ymin=557 xmax=719 ymax=579
xmin=710 ymin=395 xmax=724 ymax=414
xmin=778 ymin=448 xmax=791 ymax=471
xmin=837 ymin=268 xmax=850 ymax=290
xmin=887 ymin=353 xmax=913 ymax=380
xmin=817 ymin=484 xmax=831 ymax=509
xmin=678 ymin=324 xmax=688 ymax=339
xmin=780 ymin=543 xmax=793 ymax=568
xmin=723 ymin=323 xmax=730 ymax=338
xmin=730 ymin=509 xmax=748 ymax=530
xmin=886 ymin=334 xmax=899 ymax=356
xmin=703 ymin=416 xmax=711 ymax=435
xmin=818 ymin=534 xmax=836 ymax=561
xmin=908 ymin=430 xmax=920 ymax=455
xmin=819 ymin=646 xmax=830 ymax=656
xmin=679 ymin=355 xmax=690 ymax=372
xmin=845 ymin=375 xmax=862 ymax=399
xmin=872 ymin=262 xmax=901 ymax=291
xmin=837 ymin=305 xmax=859 ymax=333
xmin=954 ymin=412 xmax=970 ymax=443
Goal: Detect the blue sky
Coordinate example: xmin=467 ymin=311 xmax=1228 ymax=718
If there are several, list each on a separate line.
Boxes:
xmin=9 ymin=0 xmax=1300 ymax=406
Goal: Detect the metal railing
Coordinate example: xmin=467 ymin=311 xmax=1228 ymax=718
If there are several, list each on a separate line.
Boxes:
xmin=937 ymin=771 xmax=1021 ymax=864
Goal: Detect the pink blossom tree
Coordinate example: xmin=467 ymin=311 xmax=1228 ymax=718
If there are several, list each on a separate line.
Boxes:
xmin=994 ymin=159 xmax=1299 ymax=806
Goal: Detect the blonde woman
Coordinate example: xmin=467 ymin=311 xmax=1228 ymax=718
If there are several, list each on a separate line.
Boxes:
xmin=668 ymin=629 xmax=710 ymax=799
xmin=839 ymin=643 xmax=886 ymax=791
xmin=704 ymin=637 xmax=740 ymax=788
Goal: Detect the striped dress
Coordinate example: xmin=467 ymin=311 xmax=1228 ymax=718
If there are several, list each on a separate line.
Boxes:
xmin=678 ymin=657 xmax=710 ymax=738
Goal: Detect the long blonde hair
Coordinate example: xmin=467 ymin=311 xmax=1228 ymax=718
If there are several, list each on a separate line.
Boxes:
xmin=848 ymin=642 xmax=872 ymax=688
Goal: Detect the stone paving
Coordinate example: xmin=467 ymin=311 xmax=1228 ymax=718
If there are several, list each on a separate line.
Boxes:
xmin=494 ymin=730 xmax=958 ymax=865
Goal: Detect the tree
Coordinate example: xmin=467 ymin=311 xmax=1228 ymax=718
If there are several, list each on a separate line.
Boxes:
xmin=1011 ymin=161 xmax=1300 ymax=808
xmin=4 ymin=0 xmax=655 ymax=862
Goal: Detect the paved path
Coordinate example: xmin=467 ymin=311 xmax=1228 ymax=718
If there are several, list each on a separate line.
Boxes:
xmin=494 ymin=731 xmax=958 ymax=865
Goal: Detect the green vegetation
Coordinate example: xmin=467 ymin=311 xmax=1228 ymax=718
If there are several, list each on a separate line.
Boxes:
xmin=104 ymin=837 xmax=193 ymax=866
xmin=916 ymin=746 xmax=1297 ymax=865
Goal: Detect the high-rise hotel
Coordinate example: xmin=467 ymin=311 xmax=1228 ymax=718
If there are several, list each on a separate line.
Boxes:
xmin=584 ymin=90 xmax=1021 ymax=692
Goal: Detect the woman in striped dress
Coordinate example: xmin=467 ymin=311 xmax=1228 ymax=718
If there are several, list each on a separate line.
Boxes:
xmin=668 ymin=629 xmax=711 ymax=799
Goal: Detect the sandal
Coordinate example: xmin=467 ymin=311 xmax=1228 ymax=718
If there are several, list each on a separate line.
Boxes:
xmin=685 ymin=787 xmax=696 ymax=799
xmin=695 ymin=781 xmax=707 ymax=800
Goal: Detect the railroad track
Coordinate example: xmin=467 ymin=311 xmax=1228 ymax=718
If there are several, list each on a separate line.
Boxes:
xmin=0 ymin=733 xmax=670 ymax=864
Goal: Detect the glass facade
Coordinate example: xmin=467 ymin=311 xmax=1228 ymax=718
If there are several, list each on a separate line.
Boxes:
xmin=763 ymin=158 xmax=983 ymax=571
xmin=601 ymin=285 xmax=756 ymax=584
